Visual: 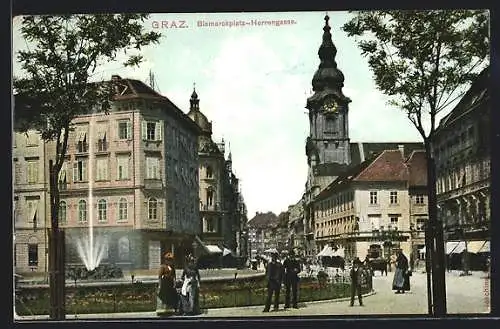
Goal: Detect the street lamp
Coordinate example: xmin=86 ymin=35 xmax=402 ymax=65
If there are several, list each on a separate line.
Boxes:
xmin=192 ymin=241 xmax=198 ymax=260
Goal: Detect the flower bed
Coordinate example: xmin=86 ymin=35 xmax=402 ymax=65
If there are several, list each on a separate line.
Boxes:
xmin=15 ymin=276 xmax=371 ymax=315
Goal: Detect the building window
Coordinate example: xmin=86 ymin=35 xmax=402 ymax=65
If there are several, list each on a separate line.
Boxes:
xmin=58 ymin=162 xmax=68 ymax=189
xmin=76 ymin=130 xmax=88 ymax=153
xmin=390 ymin=216 xmax=399 ymax=230
xmin=415 ymin=194 xmax=425 ymax=204
xmin=98 ymin=199 xmax=107 ymax=223
xmin=148 ymin=198 xmax=158 ymax=220
xmin=27 ymin=160 xmax=39 ymax=184
xmin=206 ymin=166 xmax=213 ymax=178
xmin=369 ymin=191 xmax=378 ymax=205
xmin=207 ymin=189 xmax=214 ymax=206
xmin=97 ymin=135 xmax=107 ymax=152
xmin=416 ymin=218 xmax=426 ymax=231
xmin=206 ymin=218 xmax=216 ymax=232
xmin=118 ymin=198 xmax=128 ymax=222
xmin=118 ymin=120 xmax=132 ymax=140
xmin=26 ymin=132 xmax=39 ymax=146
xmin=26 ymin=198 xmax=39 ymax=227
xmin=96 ymin=158 xmax=109 ymax=181
xmin=58 ymin=201 xmax=67 ymax=225
xmin=28 ymin=244 xmax=38 ymax=266
xmin=78 ymin=200 xmax=87 ymax=222
xmin=325 ymin=117 xmax=335 ymax=133
xmin=142 ymin=120 xmax=162 ymax=141
xmin=117 ymin=155 xmax=129 ymax=180
xmin=146 ymin=157 xmax=160 ymax=179
xmin=73 ymin=159 xmax=87 ymax=182
xmin=390 ymin=191 xmax=398 ymax=204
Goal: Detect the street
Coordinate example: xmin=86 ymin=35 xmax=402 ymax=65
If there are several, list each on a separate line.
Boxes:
xmin=15 ymin=270 xmax=490 ymax=321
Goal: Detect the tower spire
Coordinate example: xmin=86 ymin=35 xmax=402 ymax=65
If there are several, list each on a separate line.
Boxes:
xmin=190 ymin=82 xmax=199 ymax=111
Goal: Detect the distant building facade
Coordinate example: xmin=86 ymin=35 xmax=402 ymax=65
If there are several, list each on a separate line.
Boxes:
xmin=434 ymin=68 xmax=490 ymax=256
xmin=247 ymin=212 xmax=279 ymax=258
xmin=313 ymin=148 xmax=427 ymax=261
xmin=187 ymin=88 xmax=245 ymax=256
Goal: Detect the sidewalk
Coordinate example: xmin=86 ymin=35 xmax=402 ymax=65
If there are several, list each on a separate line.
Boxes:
xmin=14 ymin=271 xmax=490 ymax=320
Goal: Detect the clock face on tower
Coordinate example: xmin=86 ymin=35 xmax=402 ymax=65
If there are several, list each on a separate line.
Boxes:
xmin=323 ymin=98 xmax=338 ymax=112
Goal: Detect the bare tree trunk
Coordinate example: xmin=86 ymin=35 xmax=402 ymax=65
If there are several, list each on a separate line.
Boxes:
xmin=48 ymin=160 xmax=65 ymax=320
xmin=425 ymin=144 xmax=447 ymax=316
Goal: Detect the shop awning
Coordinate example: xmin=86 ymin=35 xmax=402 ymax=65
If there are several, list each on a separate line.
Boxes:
xmin=418 ymin=247 xmax=426 ymax=254
xmin=317 ymin=245 xmax=336 ymax=257
xmin=223 ymin=248 xmax=235 ymax=257
xmin=194 ymin=235 xmax=223 ymax=254
xmin=467 ymin=241 xmax=488 ymax=254
xmin=478 ymin=241 xmax=490 ymax=253
xmin=446 ymin=241 xmax=466 ymax=254
xmin=206 ymin=245 xmax=223 ymax=254
xmin=333 ymin=248 xmax=345 ymax=258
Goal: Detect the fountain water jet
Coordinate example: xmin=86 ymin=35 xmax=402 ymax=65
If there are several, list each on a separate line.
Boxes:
xmin=74 ymin=111 xmax=108 ymax=271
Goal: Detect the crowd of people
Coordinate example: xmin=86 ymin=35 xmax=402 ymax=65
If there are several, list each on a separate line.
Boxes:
xmin=156 ymin=248 xmax=412 ymax=315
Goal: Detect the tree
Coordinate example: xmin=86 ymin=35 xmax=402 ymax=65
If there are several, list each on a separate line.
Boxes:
xmin=13 ymin=14 xmax=161 ymax=319
xmin=342 ymin=10 xmax=489 ymax=316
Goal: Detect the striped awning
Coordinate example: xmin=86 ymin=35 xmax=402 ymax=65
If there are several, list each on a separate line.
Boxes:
xmin=446 ymin=241 xmax=466 ymax=254
xmin=467 ymin=241 xmax=488 ymax=254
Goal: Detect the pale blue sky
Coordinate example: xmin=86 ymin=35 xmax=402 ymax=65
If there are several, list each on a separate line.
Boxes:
xmin=13 ymin=12 xmax=432 ymax=219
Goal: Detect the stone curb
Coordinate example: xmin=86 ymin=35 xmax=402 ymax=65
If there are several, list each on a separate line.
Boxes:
xmin=14 ymin=290 xmax=377 ymax=320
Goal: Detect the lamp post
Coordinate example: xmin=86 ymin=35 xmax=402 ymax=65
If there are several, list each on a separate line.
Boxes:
xmin=192 ymin=241 xmax=198 ymax=260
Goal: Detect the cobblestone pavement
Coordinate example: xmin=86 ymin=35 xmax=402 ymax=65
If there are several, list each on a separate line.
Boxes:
xmin=15 ymin=270 xmax=490 ymax=321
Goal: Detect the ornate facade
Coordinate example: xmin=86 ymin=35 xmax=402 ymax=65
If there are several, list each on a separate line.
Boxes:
xmin=187 ymin=88 xmax=245 ymax=255
xmin=434 ymin=68 xmax=490 ymax=254
xmin=14 ymin=76 xmax=202 ymax=272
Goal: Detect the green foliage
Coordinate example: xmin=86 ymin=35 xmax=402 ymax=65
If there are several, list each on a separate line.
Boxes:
xmin=342 ymin=10 xmax=489 ymax=139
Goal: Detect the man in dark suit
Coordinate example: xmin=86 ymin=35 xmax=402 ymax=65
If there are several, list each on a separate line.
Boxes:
xmin=283 ymin=250 xmax=301 ymax=309
xmin=349 ymin=258 xmax=364 ymax=306
xmin=263 ymin=252 xmax=284 ymax=312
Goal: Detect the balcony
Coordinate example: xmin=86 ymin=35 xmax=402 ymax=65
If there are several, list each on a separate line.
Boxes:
xmin=144 ymin=179 xmax=163 ymax=190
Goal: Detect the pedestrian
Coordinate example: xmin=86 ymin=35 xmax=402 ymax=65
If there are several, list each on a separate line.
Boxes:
xmin=283 ymin=250 xmax=301 ymax=309
xmin=392 ymin=250 xmax=409 ymax=294
xmin=263 ymin=252 xmax=284 ymax=312
xmin=180 ymin=254 xmax=201 ymax=315
xmin=349 ymin=257 xmax=364 ymax=306
xmin=157 ymin=252 xmax=178 ymax=315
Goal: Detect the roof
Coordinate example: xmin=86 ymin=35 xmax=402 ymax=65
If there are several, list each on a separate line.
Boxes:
xmin=247 ymin=211 xmax=279 ymax=229
xmin=405 ymin=150 xmax=427 ymax=187
xmin=354 ymin=150 xmax=408 ymax=182
xmin=437 ymin=67 xmax=489 ymax=131
xmin=315 ymin=148 xmax=427 ymax=201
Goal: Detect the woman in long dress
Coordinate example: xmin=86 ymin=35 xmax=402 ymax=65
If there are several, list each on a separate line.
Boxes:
xmin=392 ymin=250 xmax=409 ymax=294
xmin=180 ymin=254 xmax=201 ymax=315
xmin=157 ymin=252 xmax=178 ymax=315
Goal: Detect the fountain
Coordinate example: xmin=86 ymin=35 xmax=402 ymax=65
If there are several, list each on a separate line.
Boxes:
xmin=74 ymin=112 xmax=107 ymax=271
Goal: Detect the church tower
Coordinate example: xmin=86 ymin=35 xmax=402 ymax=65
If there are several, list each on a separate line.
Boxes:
xmin=305 ymin=14 xmax=352 ymax=182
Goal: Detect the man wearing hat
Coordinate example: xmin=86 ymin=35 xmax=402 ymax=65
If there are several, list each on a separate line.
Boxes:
xmin=283 ymin=249 xmax=301 ymax=309
xmin=263 ymin=251 xmax=284 ymax=312
xmin=349 ymin=257 xmax=364 ymax=307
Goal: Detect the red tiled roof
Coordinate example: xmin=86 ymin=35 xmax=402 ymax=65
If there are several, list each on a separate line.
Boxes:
xmin=405 ymin=150 xmax=427 ymax=187
xmin=354 ymin=150 xmax=408 ymax=182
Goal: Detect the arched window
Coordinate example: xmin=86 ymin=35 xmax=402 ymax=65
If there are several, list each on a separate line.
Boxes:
xmin=58 ymin=201 xmax=67 ymax=224
xmin=206 ymin=165 xmax=213 ymax=178
xmin=78 ymin=200 xmax=87 ymax=222
xmin=148 ymin=198 xmax=158 ymax=220
xmin=206 ymin=189 xmax=214 ymax=206
xmin=118 ymin=198 xmax=128 ymax=222
xmin=118 ymin=236 xmax=130 ymax=260
xmin=98 ymin=199 xmax=107 ymax=222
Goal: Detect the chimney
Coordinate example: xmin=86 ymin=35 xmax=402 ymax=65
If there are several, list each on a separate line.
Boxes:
xmin=398 ymin=144 xmax=405 ymax=157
